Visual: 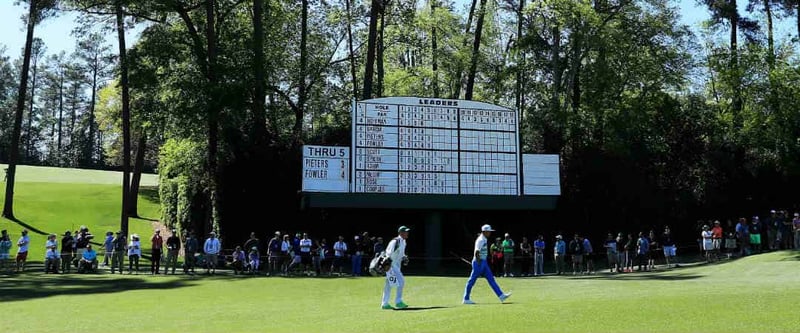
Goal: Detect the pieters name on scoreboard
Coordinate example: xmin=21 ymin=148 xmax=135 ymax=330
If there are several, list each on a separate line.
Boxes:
xmin=418 ymin=98 xmax=458 ymax=107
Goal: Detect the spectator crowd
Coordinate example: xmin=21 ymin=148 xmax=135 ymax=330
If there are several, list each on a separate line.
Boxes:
xmin=0 ymin=209 xmax=798 ymax=276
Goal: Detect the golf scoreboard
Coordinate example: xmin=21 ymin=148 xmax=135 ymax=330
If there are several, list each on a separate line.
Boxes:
xmin=301 ymin=97 xmax=560 ymax=198
xmin=351 ymin=97 xmax=519 ymax=195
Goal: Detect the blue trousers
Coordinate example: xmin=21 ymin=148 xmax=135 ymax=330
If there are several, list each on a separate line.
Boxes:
xmin=464 ymin=259 xmax=503 ymax=301
xmin=352 ymin=254 xmax=362 ymax=276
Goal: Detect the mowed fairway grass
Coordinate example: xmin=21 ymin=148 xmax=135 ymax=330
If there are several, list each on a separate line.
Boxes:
xmin=0 ymin=164 xmax=160 ymax=260
xmin=1 ymin=165 xmax=798 ymax=332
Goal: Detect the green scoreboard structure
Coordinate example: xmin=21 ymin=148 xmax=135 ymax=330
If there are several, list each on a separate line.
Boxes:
xmin=301 ymin=97 xmax=560 ymax=270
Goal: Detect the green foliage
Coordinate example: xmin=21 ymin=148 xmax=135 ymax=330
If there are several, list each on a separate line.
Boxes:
xmin=157 ymin=138 xmax=204 ymax=232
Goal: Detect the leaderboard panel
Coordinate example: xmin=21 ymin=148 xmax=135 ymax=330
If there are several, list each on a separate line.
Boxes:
xmin=352 ymin=97 xmax=520 ymax=195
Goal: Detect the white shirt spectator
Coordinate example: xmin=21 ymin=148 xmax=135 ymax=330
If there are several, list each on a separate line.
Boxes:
xmin=701 ymin=230 xmax=713 ymax=251
xmin=300 ymin=239 xmax=312 ymax=253
xmin=128 ymin=240 xmax=141 ymax=256
xmin=45 ymin=240 xmax=59 ymax=259
xmin=204 ymin=237 xmax=221 ymax=255
xmin=18 ymin=235 xmax=30 ymax=253
xmin=334 ymin=241 xmax=348 ymax=257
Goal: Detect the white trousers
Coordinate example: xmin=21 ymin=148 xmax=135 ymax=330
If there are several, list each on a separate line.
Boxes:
xmin=381 ymin=266 xmax=405 ymax=306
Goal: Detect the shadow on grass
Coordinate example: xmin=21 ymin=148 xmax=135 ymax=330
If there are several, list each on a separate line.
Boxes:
xmin=398 ymin=306 xmax=450 ymax=311
xmin=138 ymin=186 xmax=160 ymax=205
xmin=0 ymin=272 xmax=196 ymax=303
xmin=4 ymin=216 xmax=47 ymax=235
xmin=779 ymin=252 xmax=800 ymax=261
xmin=561 ymin=272 xmax=703 ymax=281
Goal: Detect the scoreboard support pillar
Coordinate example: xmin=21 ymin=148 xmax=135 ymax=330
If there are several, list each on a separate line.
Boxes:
xmin=425 ymin=212 xmax=443 ymax=273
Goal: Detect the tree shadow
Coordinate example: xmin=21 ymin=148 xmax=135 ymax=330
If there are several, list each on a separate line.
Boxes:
xmin=138 ymin=186 xmax=160 ymax=205
xmin=0 ymin=272 xmax=196 ymax=303
xmin=4 ymin=216 xmax=47 ymax=235
xmin=562 ymin=272 xmax=703 ymax=281
xmin=779 ymin=253 xmax=800 ymax=261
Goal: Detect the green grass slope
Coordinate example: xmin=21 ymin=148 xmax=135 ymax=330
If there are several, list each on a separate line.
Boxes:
xmin=0 ymin=164 xmax=158 ymax=186
xmin=2 ymin=252 xmax=798 ymax=333
xmin=0 ymin=165 xmax=160 ymax=261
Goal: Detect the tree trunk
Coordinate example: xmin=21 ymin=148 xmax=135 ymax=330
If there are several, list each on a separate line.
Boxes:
xmin=764 ymin=0 xmax=774 ymax=70
xmin=26 ymin=53 xmax=39 ymax=160
xmin=451 ymin=0 xmax=477 ymax=99
xmin=128 ymin=132 xmax=146 ymax=218
xmin=116 ymin=0 xmax=132 ymax=236
xmin=57 ymin=68 xmax=63 ymax=162
xmin=87 ymin=53 xmax=99 ymax=166
xmin=3 ymin=0 xmax=37 ymax=219
xmin=431 ymin=0 xmax=439 ymax=98
xmin=252 ymin=0 xmax=268 ymax=145
xmin=730 ymin=0 xmax=742 ymax=130
xmin=515 ymin=0 xmax=524 ymax=116
xmin=363 ymin=0 xmax=381 ymax=100
xmin=376 ymin=1 xmax=386 ymax=98
xmin=345 ymin=0 xmax=358 ymax=100
xmin=464 ymin=0 xmax=487 ymax=100
xmin=293 ymin=0 xmax=308 ymax=148
xmin=206 ymin=0 xmax=221 ymax=234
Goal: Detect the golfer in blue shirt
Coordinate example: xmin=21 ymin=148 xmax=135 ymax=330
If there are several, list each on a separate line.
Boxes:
xmin=463 ymin=224 xmax=511 ymax=304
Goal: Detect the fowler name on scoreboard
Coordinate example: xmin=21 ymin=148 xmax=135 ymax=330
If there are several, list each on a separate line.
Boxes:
xmin=302 ymin=146 xmax=349 ymax=193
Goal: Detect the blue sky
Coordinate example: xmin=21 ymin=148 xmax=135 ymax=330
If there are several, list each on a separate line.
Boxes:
xmin=0 ymin=1 xmax=795 ymax=61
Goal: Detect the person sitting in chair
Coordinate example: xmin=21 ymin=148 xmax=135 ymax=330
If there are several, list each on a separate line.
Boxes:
xmin=248 ymin=246 xmax=260 ymax=274
xmin=231 ymin=246 xmax=246 ymax=275
xmin=78 ymin=244 xmax=98 ymax=273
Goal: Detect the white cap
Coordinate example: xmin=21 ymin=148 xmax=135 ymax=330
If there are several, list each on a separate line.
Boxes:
xmin=481 ymin=224 xmax=495 ymax=232
xmin=504 ymin=233 xmax=510 ymax=237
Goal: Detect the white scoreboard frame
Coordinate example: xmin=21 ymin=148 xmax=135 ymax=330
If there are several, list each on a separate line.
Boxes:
xmin=350 ymin=97 xmax=522 ymax=196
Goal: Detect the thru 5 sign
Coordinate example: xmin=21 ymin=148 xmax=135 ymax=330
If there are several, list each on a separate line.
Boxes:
xmin=302 ymin=145 xmax=349 ymax=193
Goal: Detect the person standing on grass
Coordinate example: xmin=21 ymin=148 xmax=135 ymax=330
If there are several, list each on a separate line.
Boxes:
xmin=793 ymin=213 xmax=800 ymax=250
xmin=332 ymin=236 xmax=347 ymax=276
xmin=749 ymin=218 xmax=761 ymax=254
xmin=625 ymin=233 xmax=636 ymax=272
xmin=711 ymin=221 xmax=723 ymax=260
xmin=533 ymin=235 xmax=545 ymax=276
xmin=662 ymin=227 xmax=677 ymax=268
xmin=518 ymin=237 xmax=532 ymax=277
xmin=569 ymin=234 xmax=583 ymax=275
xmin=164 ymin=229 xmax=181 ymax=275
xmin=463 ymin=224 xmax=512 ymax=305
xmin=111 ymin=231 xmax=126 ymax=274
xmin=604 ymin=233 xmax=618 ymax=273
xmin=101 ymin=231 xmax=113 ymax=267
xmin=244 ymin=232 xmax=260 ymax=255
xmin=636 ymin=232 xmax=649 ymax=272
xmin=701 ymin=225 xmax=713 ymax=262
xmin=16 ymin=229 xmax=30 ymax=272
xmin=299 ymin=233 xmax=313 ymax=276
xmin=502 ymin=233 xmax=515 ymax=277
xmin=553 ymin=235 xmax=565 ymax=275
xmin=0 ymin=230 xmax=12 ymax=272
xmin=583 ymin=235 xmax=594 ymax=274
xmin=60 ymin=231 xmax=75 ymax=273
xmin=615 ymin=233 xmax=626 ymax=272
xmin=266 ymin=231 xmax=281 ymax=276
xmin=647 ymin=230 xmax=658 ymax=271
xmin=735 ymin=218 xmax=749 ymax=256
xmin=381 ymin=226 xmax=411 ymax=310
xmin=150 ymin=230 xmax=164 ymax=275
xmin=184 ymin=231 xmax=198 ymax=275
xmin=128 ymin=234 xmax=141 ymax=274
xmin=204 ymin=232 xmax=221 ymax=275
